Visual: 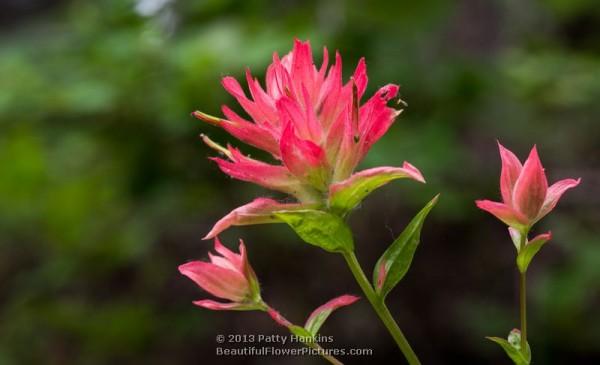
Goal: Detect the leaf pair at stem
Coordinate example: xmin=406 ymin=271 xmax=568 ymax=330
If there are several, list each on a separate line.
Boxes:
xmin=277 ymin=195 xmax=439 ymax=299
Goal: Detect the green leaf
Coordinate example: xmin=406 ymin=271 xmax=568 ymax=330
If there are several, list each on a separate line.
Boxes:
xmin=487 ymin=330 xmax=531 ymax=365
xmin=373 ymin=195 xmax=439 ymax=298
xmin=274 ymin=210 xmax=354 ymax=253
xmin=516 ymin=234 xmax=551 ymax=273
xmin=304 ymin=295 xmax=359 ymax=336
xmin=328 ymin=165 xmax=425 ymax=216
xmin=289 ymin=325 xmax=314 ymax=340
xmin=305 ymin=310 xmax=329 ymax=335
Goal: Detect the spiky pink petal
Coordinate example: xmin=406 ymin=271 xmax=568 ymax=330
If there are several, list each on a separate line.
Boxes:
xmin=193 ymin=110 xmax=280 ymax=157
xmin=512 ymin=146 xmax=548 ymax=219
xmin=221 ymin=76 xmax=272 ymax=126
xmin=244 ymin=69 xmax=278 ymax=123
xmin=352 ymin=58 xmax=368 ymax=99
xmin=178 ymin=261 xmax=248 ymax=302
xmin=318 ymin=52 xmax=346 ymax=129
xmin=280 ymin=123 xmax=329 ymax=189
xmin=498 ymin=141 xmax=523 ymax=204
xmin=204 ymin=198 xmax=306 ymax=239
xmin=290 ymin=39 xmax=316 ymax=102
xmin=211 ymin=147 xmax=311 ymax=199
xmin=475 ymin=200 xmax=528 ymax=228
xmin=536 ymin=178 xmax=581 ymax=222
xmin=213 ymin=237 xmax=243 ymax=272
xmin=219 ymin=106 xmax=280 ymax=156
xmin=357 ymin=84 xmax=400 ymax=157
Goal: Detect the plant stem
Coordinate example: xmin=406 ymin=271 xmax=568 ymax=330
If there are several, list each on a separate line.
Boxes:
xmin=307 ymin=341 xmax=344 ymax=365
xmin=518 ymin=230 xmax=528 ymax=353
xmin=519 ymin=271 xmax=527 ymax=352
xmin=342 ymin=251 xmax=421 ymax=365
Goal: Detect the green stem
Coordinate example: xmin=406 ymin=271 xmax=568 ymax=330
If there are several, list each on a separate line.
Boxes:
xmin=307 ymin=341 xmax=344 ymax=365
xmin=517 ymin=230 xmax=528 ymax=353
xmin=519 ymin=271 xmax=527 ymax=352
xmin=342 ymin=251 xmax=421 ymax=365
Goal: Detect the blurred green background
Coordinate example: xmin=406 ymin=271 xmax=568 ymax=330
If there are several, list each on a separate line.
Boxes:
xmin=1 ymin=0 xmax=598 ymax=364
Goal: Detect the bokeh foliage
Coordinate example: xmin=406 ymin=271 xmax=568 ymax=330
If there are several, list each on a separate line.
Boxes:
xmin=0 ymin=0 xmax=598 ymax=364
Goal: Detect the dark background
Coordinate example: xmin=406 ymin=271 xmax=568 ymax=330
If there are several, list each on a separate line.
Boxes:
xmin=1 ymin=0 xmax=599 ymax=364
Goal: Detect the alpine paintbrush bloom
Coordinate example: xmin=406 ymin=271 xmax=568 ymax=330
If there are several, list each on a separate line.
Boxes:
xmin=476 ymin=142 xmax=581 ymax=231
xmin=478 ymin=143 xmax=581 ymax=365
xmin=178 ymin=238 xmax=262 ymax=310
xmin=196 ymin=40 xmax=425 ymax=238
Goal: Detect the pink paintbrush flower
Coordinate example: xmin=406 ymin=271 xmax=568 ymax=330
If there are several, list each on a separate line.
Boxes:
xmin=178 ymin=238 xmax=262 ymax=310
xmin=196 ymin=40 xmax=425 ymax=238
xmin=476 ymin=142 xmax=580 ymax=230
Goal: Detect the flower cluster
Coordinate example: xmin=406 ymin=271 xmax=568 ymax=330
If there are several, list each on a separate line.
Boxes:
xmin=179 ymin=40 xmax=583 ymax=365
xmin=195 ymin=39 xmax=425 ymax=239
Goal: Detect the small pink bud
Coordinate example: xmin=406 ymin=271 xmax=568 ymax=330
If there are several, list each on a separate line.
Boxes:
xmin=476 ymin=143 xmax=580 ymax=229
xmin=179 ymin=238 xmax=261 ymax=310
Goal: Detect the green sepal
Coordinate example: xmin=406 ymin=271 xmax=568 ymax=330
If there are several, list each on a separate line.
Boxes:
xmin=516 ymin=234 xmax=551 ymax=273
xmin=289 ymin=325 xmax=314 ymax=341
xmin=372 ymin=195 xmax=439 ymax=298
xmin=274 ymin=210 xmax=354 ymax=253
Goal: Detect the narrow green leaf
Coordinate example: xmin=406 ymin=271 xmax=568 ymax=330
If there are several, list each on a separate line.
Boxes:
xmin=486 ymin=336 xmax=531 ymax=365
xmin=373 ymin=195 xmax=439 ymax=298
xmin=305 ymin=310 xmax=330 ymax=335
xmin=274 ymin=210 xmax=354 ymax=253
